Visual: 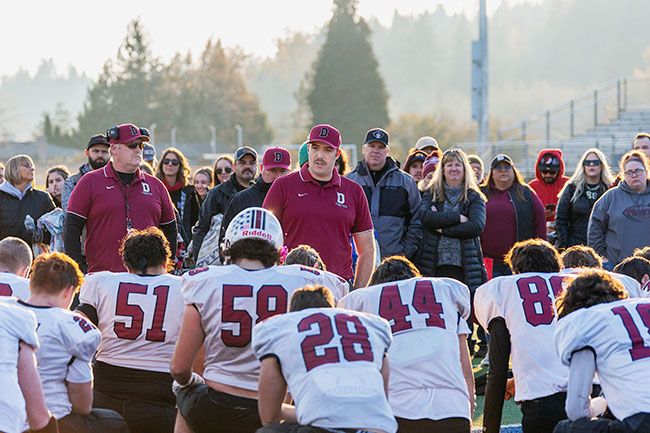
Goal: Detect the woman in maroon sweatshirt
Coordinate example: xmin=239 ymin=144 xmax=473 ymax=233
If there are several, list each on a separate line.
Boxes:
xmin=480 ymin=154 xmax=547 ymax=277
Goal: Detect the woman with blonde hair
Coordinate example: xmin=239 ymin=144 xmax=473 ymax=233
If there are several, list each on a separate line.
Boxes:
xmin=555 ymin=148 xmax=614 ymax=249
xmin=412 ymin=148 xmax=487 ymax=286
xmin=156 ymin=148 xmax=200 ymax=243
xmin=0 ymin=155 xmax=55 ymax=247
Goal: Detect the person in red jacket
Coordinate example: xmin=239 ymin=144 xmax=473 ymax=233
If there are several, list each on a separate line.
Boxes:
xmin=528 ymin=149 xmax=569 ymax=223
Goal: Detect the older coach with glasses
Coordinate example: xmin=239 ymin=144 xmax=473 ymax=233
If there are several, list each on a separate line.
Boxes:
xmin=65 ymin=123 xmax=177 ymax=273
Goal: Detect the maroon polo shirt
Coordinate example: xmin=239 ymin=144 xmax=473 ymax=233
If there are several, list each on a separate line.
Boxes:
xmin=67 ymin=163 xmax=176 ymax=272
xmin=263 ymin=164 xmax=373 ymax=280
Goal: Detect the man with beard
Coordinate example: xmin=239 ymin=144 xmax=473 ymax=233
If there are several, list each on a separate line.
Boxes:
xmin=192 ymin=146 xmax=257 ymax=260
xmin=61 ymin=134 xmax=110 ymax=211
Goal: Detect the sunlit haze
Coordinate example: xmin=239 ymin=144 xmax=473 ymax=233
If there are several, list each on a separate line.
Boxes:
xmin=3 ymin=0 xmax=542 ymax=77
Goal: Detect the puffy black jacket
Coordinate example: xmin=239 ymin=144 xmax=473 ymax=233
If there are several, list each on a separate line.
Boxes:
xmin=192 ymin=175 xmax=251 ymax=259
xmin=555 ymin=182 xmax=608 ymax=249
xmin=0 ymin=186 xmax=55 ymax=246
xmin=218 ymin=176 xmax=272 ymax=249
xmin=411 ymin=189 xmax=488 ymax=292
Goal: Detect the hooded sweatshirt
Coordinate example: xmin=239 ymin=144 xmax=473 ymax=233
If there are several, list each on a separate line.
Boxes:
xmin=528 ymin=148 xmax=569 ymax=222
xmin=588 ymin=180 xmax=650 ymax=265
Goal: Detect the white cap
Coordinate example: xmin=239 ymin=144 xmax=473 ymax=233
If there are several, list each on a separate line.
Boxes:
xmin=415 ymin=136 xmax=439 ymax=151
xmin=224 ymin=207 xmax=283 ymax=250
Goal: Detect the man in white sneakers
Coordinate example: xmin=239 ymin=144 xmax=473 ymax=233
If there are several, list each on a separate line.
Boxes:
xmin=0 ymin=236 xmax=32 ymax=300
xmin=253 ymin=284 xmax=397 ymax=433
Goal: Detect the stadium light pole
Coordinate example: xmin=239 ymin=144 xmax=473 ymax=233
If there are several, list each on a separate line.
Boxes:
xmin=149 ymin=123 xmax=157 ymax=144
xmin=208 ymin=125 xmax=217 ymax=154
xmin=234 ymin=124 xmax=243 ymax=148
xmin=472 ymin=0 xmax=489 ymax=142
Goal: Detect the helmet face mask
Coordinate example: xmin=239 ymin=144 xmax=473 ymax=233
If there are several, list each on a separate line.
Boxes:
xmin=223 ymin=207 xmax=283 ymax=254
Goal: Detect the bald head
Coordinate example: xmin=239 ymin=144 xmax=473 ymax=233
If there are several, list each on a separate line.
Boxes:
xmin=0 ymin=237 xmax=33 ymax=277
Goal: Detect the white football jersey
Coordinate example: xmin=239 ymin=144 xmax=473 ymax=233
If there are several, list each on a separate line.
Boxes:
xmin=182 ymin=264 xmax=342 ymax=391
xmin=5 ymin=299 xmax=100 ymax=421
xmin=555 ymin=298 xmax=650 ymax=420
xmin=253 ymin=307 xmax=397 ymax=433
xmin=561 ymin=268 xmax=644 ymax=298
xmin=0 ymin=272 xmax=30 ymax=300
xmin=79 ymin=271 xmax=184 ymax=372
xmin=0 ymin=300 xmax=39 ymax=433
xmin=474 ymin=272 xmax=568 ymax=401
xmin=339 ymin=277 xmax=472 ymax=421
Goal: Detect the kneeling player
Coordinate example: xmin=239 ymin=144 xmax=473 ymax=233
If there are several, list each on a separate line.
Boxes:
xmin=171 ymin=207 xmax=349 ymax=433
xmin=560 ymin=245 xmax=644 ymax=297
xmin=475 ymin=239 xmax=569 ymax=433
xmin=554 ymin=270 xmax=650 ymax=433
xmin=0 ymin=301 xmax=58 ymax=433
xmin=77 ymin=227 xmax=184 ymax=433
xmin=10 ymin=253 xmax=127 ymax=433
xmin=339 ymin=256 xmax=474 ymax=433
xmin=253 ymin=285 xmax=397 ymax=433
xmin=0 ymin=237 xmax=32 ymax=300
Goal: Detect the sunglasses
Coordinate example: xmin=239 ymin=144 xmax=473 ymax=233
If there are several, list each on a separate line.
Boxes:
xmin=123 ymin=142 xmax=144 ymax=150
xmin=216 ymin=167 xmax=233 ymax=175
xmin=493 ymin=164 xmax=512 ymax=172
xmin=583 ymin=159 xmax=601 ymax=167
xmin=540 ymin=168 xmax=559 ymax=175
xmin=162 ymin=158 xmax=180 ymax=166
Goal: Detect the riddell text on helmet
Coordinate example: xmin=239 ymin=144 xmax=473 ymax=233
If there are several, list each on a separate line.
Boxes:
xmin=242 ymin=229 xmax=272 ymax=240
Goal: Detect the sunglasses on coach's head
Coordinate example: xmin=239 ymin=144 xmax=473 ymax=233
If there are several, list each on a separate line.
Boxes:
xmin=162 ymin=158 xmax=180 ymax=166
xmin=583 ymin=159 xmax=601 ymax=167
xmin=216 ymin=167 xmax=232 ymax=175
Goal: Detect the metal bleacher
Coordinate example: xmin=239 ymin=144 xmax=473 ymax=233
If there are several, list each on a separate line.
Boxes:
xmin=455 ymin=76 xmax=650 ymax=176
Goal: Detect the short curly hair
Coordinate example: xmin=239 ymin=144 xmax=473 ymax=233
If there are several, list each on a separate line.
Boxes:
xmin=505 ymin=239 xmax=560 ymax=274
xmin=369 ymin=255 xmax=421 ymax=285
xmin=284 ymin=245 xmax=325 ymax=270
xmin=560 ymin=245 xmax=602 ymax=269
xmin=556 ymin=269 xmax=627 ymax=318
xmin=120 ymin=227 xmax=172 ymax=274
xmin=225 ymin=238 xmax=280 ymax=268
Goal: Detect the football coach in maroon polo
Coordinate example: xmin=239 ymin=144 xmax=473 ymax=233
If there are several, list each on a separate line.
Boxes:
xmin=64 ymin=123 xmax=177 ymax=273
xmin=263 ymin=124 xmax=375 ymax=287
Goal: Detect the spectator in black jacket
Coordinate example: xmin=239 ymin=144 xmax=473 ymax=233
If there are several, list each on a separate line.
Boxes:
xmin=155 ymin=147 xmax=200 ymax=244
xmin=0 ymin=155 xmax=55 ymax=247
xmin=555 ymin=148 xmax=614 ymax=249
xmin=218 ymin=147 xmax=291 ymax=253
xmin=412 ymin=148 xmax=487 ymax=289
xmin=192 ymin=146 xmax=257 ymax=259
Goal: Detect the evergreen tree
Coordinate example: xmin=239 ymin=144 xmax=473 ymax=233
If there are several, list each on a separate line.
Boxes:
xmin=74 ymin=19 xmax=161 ymax=145
xmin=305 ymin=0 xmax=389 ymax=145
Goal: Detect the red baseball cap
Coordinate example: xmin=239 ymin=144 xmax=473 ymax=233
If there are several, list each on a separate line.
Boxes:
xmin=107 ymin=123 xmax=150 ymax=145
xmin=262 ymin=146 xmax=291 ymax=170
xmin=308 ymin=124 xmax=341 ymax=149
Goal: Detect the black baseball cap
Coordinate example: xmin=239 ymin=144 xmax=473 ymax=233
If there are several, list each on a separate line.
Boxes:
xmin=490 ymin=153 xmax=514 ymax=169
xmin=235 ymin=146 xmax=258 ymax=161
xmin=364 ymin=128 xmax=390 ymax=147
xmin=87 ymin=134 xmax=109 ymax=150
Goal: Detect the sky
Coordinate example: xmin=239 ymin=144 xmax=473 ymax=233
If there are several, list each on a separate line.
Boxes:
xmin=2 ymin=0 xmax=542 ymax=78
